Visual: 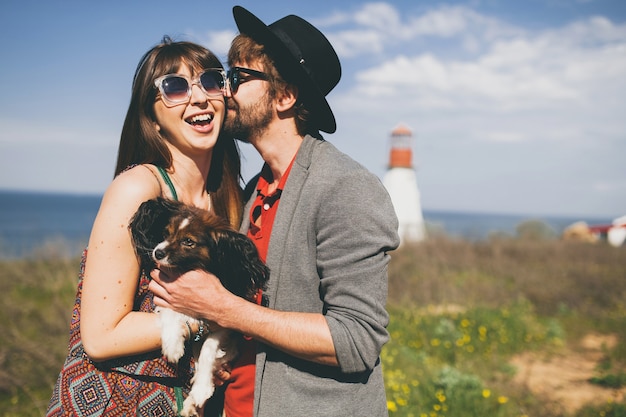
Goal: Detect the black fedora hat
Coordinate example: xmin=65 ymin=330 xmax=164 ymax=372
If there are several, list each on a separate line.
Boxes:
xmin=232 ymin=6 xmax=341 ymax=133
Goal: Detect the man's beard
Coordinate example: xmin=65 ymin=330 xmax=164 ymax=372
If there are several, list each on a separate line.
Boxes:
xmin=224 ymin=93 xmax=273 ymax=143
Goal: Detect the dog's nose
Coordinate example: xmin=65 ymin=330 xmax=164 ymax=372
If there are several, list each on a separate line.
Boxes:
xmin=154 ymin=248 xmax=166 ymax=260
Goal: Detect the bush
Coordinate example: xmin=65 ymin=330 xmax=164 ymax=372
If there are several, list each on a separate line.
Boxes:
xmin=383 ymin=301 xmax=558 ymax=416
xmin=515 ymin=219 xmax=557 ymax=241
xmin=0 ymin=255 xmax=79 ymax=416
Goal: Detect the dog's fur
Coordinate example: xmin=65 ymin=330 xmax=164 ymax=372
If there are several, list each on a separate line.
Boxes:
xmin=129 ymin=197 xmax=269 ymax=417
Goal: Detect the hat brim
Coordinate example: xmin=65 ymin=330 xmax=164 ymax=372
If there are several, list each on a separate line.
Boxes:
xmin=233 ymin=6 xmax=336 ymax=133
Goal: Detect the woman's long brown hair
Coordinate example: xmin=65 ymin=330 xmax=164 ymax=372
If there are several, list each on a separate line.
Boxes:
xmin=115 ymin=36 xmax=243 ymax=228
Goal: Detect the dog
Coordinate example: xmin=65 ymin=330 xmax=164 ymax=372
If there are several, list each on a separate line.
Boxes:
xmin=129 ymin=197 xmax=269 ymax=417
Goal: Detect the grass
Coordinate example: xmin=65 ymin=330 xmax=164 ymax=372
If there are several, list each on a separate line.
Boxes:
xmin=0 ymin=230 xmax=625 ymax=416
xmin=383 ymin=300 xmax=556 ymax=417
xmin=385 ymin=234 xmax=626 ymax=417
xmin=0 ymin=249 xmax=80 ymax=416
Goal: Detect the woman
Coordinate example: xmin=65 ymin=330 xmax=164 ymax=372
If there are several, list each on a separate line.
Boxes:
xmin=47 ymin=36 xmax=242 ymax=416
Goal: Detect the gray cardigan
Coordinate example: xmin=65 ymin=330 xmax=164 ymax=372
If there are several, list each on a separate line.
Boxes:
xmin=241 ymin=135 xmax=400 ymax=417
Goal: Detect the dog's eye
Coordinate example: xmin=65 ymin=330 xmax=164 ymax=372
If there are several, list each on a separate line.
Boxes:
xmin=182 ymin=238 xmax=196 ymax=248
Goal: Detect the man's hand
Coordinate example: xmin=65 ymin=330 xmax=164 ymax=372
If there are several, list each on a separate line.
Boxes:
xmin=148 ymin=269 xmax=234 ymax=385
xmin=148 ymin=268 xmax=181 ymax=310
xmin=214 ymin=362 xmax=232 ymax=387
xmin=148 ymin=268 xmax=228 ymax=319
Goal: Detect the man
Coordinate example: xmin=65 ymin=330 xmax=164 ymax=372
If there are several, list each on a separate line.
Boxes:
xmin=149 ymin=6 xmax=400 ymax=417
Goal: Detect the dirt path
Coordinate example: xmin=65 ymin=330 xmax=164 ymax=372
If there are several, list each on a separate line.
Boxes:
xmin=511 ymin=333 xmax=625 ymax=413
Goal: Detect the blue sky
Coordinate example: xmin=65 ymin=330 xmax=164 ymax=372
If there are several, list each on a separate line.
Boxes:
xmin=1 ymin=0 xmax=625 ymax=219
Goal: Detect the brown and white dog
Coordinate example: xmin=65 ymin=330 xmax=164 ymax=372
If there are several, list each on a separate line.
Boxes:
xmin=129 ymin=197 xmax=269 ymax=417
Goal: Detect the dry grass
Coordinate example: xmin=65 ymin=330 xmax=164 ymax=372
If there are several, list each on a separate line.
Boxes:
xmin=389 ymin=236 xmax=626 ymax=320
xmin=0 ymin=252 xmax=79 ymax=416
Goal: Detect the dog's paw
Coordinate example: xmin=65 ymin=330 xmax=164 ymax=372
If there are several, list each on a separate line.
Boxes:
xmin=161 ymin=332 xmax=186 ymax=363
xmin=181 ymin=394 xmax=206 ymax=417
xmin=158 ymin=309 xmax=190 ymax=363
xmin=187 ymin=382 xmax=215 ymax=408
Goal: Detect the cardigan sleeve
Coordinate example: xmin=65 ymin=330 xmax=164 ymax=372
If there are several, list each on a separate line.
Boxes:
xmin=315 ymin=165 xmax=400 ymax=373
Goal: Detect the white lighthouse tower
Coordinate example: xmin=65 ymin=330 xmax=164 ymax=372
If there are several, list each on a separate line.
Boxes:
xmin=382 ymin=124 xmax=426 ymax=243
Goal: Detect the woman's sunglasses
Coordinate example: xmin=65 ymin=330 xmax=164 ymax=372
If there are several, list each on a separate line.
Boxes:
xmin=154 ymin=69 xmax=226 ymax=104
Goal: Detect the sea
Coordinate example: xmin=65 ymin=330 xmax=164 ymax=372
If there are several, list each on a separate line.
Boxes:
xmin=0 ymin=189 xmax=613 ymax=259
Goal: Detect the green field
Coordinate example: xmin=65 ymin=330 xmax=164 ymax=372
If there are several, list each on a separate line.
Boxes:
xmin=1 ymin=228 xmax=625 ymax=416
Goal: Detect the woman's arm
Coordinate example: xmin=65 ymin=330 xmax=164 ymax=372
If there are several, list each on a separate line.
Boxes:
xmin=80 ymin=167 xmax=164 ymax=361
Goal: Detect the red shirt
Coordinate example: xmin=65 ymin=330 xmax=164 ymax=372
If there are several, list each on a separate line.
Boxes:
xmin=223 ymin=159 xmax=295 ymax=417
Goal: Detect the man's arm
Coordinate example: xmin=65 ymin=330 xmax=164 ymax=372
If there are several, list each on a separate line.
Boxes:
xmin=148 ymin=269 xmax=339 ymax=366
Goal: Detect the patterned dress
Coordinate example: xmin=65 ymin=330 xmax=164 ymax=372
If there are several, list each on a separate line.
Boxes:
xmin=46 ymin=249 xmax=194 ymax=416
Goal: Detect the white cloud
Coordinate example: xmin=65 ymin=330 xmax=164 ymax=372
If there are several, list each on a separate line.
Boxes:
xmin=310 ymin=10 xmax=353 ymax=27
xmin=330 ymin=4 xmax=522 ymax=58
xmin=562 ymin=15 xmax=626 ymax=44
xmin=330 ymin=29 xmax=387 ymax=56
xmin=354 ymin=3 xmax=402 ymax=31
xmin=189 ymin=29 xmax=237 ymax=62
xmin=340 ymin=7 xmax=626 ymax=114
xmin=325 ymin=3 xmax=626 ymax=217
xmin=407 ymin=6 xmax=473 ymax=38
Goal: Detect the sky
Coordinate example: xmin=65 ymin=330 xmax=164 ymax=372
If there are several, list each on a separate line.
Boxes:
xmin=1 ymin=0 xmax=625 ymax=219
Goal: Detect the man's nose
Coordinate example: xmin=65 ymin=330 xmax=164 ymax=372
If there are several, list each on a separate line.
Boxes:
xmin=223 ymin=79 xmax=234 ymax=98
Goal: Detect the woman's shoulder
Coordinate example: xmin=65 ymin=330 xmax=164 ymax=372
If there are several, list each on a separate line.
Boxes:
xmin=116 ymin=163 xmax=159 ymax=180
xmin=103 ymin=164 xmax=162 ymax=207
xmin=88 ymin=165 xmax=164 ymax=246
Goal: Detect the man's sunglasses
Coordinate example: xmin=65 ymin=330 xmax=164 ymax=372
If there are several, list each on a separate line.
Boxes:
xmin=227 ymin=67 xmax=269 ymax=94
xmin=154 ymin=69 xmax=226 ymax=104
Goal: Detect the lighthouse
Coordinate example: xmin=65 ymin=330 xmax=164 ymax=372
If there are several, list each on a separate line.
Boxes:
xmin=382 ymin=124 xmax=426 ymax=243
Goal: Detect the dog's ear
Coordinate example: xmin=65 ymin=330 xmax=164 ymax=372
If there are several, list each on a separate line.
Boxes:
xmin=212 ymin=230 xmax=270 ymax=301
xmin=129 ymin=197 xmax=180 ymax=270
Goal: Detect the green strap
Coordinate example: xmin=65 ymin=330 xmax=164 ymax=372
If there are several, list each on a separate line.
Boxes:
xmin=174 ymin=386 xmax=184 ymax=415
xmin=156 ymin=166 xmax=178 ymax=201
xmin=156 ymin=166 xmax=183 ymax=414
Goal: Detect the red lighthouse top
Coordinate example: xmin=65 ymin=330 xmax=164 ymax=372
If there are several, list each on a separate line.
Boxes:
xmin=388 ymin=124 xmax=413 ymax=168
